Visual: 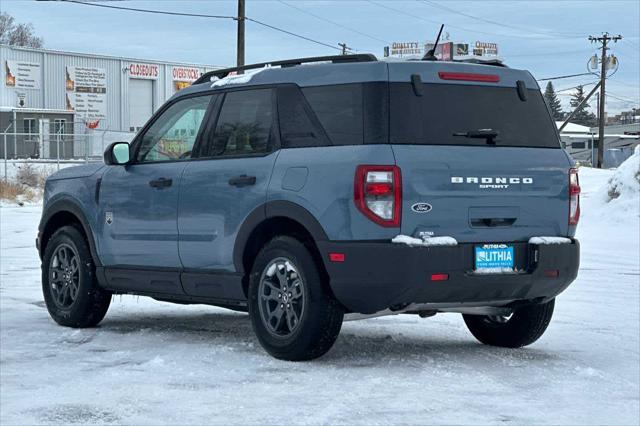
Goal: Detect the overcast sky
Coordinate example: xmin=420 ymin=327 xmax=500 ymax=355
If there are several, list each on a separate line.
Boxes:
xmin=3 ymin=0 xmax=639 ymax=113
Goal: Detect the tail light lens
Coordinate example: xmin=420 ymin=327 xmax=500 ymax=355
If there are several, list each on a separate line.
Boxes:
xmin=569 ymin=168 xmax=581 ymax=225
xmin=354 ymin=165 xmax=401 ymax=227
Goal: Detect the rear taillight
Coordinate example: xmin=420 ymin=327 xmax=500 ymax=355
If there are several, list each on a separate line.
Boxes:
xmin=569 ymin=168 xmax=581 ymax=226
xmin=354 ymin=165 xmax=401 ymax=227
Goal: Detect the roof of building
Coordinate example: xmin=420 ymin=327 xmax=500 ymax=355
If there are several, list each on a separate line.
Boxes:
xmin=1 ymin=44 xmax=222 ymax=69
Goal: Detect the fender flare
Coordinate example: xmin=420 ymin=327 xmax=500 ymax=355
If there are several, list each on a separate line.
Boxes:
xmin=38 ymin=198 xmax=101 ymax=266
xmin=232 ymin=200 xmax=328 ymax=274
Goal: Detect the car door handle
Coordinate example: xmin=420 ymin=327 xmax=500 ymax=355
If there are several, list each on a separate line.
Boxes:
xmin=149 ymin=178 xmax=173 ymax=189
xmin=228 ymin=175 xmax=256 ymax=187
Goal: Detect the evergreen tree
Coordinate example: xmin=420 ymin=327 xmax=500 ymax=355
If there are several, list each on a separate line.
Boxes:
xmin=569 ymin=85 xmax=597 ymax=127
xmin=543 ymin=81 xmax=564 ymax=120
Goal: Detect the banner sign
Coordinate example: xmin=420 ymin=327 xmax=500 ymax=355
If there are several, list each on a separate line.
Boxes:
xmin=385 ymin=40 xmax=498 ymax=59
xmin=128 ymin=62 xmax=159 ymax=79
xmin=389 ymin=42 xmax=422 ymax=56
xmin=172 ymin=66 xmax=201 ymax=82
xmin=5 ymin=60 xmax=41 ymax=89
xmin=65 ymin=66 xmax=107 ymax=122
xmin=475 ymin=41 xmax=498 ymax=56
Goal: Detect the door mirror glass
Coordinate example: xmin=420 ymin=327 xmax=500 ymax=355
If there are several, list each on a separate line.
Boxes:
xmin=104 ymin=142 xmax=130 ymax=165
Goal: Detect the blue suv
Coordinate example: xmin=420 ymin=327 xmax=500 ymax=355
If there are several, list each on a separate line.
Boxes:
xmin=37 ymin=54 xmax=580 ymax=360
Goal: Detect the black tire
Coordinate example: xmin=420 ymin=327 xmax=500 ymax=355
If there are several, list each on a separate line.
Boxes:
xmin=42 ymin=225 xmax=111 ymax=328
xmin=463 ymin=299 xmax=555 ymax=348
xmin=248 ymin=236 xmax=344 ymax=361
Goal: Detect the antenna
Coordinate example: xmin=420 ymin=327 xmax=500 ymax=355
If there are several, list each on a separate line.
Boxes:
xmin=423 ymin=24 xmax=445 ymax=61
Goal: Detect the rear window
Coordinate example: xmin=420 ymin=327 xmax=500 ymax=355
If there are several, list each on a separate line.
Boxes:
xmin=390 ymin=83 xmax=560 ymax=148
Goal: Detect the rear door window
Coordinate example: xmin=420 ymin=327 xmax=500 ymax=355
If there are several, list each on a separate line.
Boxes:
xmin=390 ymin=83 xmax=560 ymax=148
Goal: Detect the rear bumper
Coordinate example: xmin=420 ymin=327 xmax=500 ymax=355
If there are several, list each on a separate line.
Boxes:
xmin=317 ymin=240 xmax=580 ymax=314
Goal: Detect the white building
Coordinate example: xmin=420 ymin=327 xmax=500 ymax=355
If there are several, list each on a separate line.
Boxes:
xmin=0 ymin=44 xmax=220 ymax=159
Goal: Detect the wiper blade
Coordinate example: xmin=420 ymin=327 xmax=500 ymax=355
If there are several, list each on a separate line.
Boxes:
xmin=453 ymin=129 xmax=499 ymax=144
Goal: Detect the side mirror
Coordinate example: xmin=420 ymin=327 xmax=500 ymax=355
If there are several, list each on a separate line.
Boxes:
xmin=104 ymin=142 xmax=131 ymax=165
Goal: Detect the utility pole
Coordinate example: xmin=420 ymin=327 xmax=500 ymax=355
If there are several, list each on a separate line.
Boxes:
xmin=589 ymin=32 xmax=622 ymax=168
xmin=237 ymin=0 xmax=245 ymax=72
xmin=339 ymin=43 xmax=349 ymax=55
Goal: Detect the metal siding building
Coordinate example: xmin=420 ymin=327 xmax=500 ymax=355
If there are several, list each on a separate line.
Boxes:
xmin=1 ymin=44 xmax=220 ymax=158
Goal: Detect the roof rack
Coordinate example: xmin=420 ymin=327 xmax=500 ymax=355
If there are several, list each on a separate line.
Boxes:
xmin=193 ymin=53 xmax=378 ymax=85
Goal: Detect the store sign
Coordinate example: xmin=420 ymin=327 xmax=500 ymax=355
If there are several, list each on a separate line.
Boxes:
xmin=389 ymin=42 xmax=423 ymax=56
xmin=424 ymin=42 xmax=453 ymax=61
xmin=172 ymin=66 xmax=201 ymax=82
xmin=65 ymin=66 xmax=107 ymax=122
xmin=4 ymin=60 xmax=41 ymax=89
xmin=128 ymin=62 xmax=159 ymax=79
xmin=475 ymin=41 xmax=498 ymax=56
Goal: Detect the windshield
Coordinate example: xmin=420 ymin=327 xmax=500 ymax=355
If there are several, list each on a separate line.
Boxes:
xmin=390 ymin=83 xmax=560 ymax=148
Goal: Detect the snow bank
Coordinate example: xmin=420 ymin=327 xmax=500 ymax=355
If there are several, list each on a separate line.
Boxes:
xmin=392 ymin=235 xmax=458 ymax=247
xmin=211 ymin=67 xmax=268 ymax=88
xmin=605 ymin=145 xmax=639 ymax=202
xmin=529 ymin=236 xmax=572 ymax=245
xmin=578 ymin=146 xmax=640 ymax=226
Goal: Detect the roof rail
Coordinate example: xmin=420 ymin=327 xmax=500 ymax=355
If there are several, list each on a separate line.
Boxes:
xmin=194 ymin=53 xmax=378 ymax=85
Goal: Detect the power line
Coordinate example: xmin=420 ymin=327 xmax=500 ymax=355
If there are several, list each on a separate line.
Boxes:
xmin=277 ymin=0 xmax=389 ymax=46
xmin=246 ymin=18 xmax=342 ymax=51
xmin=367 ymin=0 xmax=575 ymax=40
xmin=538 ymin=72 xmax=595 ymax=81
xmin=58 ymin=0 xmax=237 ymax=19
xmin=57 ymin=0 xmax=343 ymax=52
xmin=420 ymin=0 xmax=583 ymax=39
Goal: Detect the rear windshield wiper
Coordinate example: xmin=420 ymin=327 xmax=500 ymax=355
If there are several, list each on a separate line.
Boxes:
xmin=453 ymin=129 xmax=499 ymax=145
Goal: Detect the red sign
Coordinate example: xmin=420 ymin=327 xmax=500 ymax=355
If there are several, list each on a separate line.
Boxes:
xmin=172 ymin=66 xmax=201 ymax=82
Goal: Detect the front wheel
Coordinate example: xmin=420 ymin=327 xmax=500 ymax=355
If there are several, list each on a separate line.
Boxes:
xmin=42 ymin=226 xmax=112 ymax=328
xmin=248 ymin=236 xmax=344 ymax=361
xmin=463 ymin=299 xmax=555 ymax=348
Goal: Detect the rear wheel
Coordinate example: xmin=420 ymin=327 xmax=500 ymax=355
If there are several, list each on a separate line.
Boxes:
xmin=463 ymin=299 xmax=555 ymax=348
xmin=42 ymin=226 xmax=111 ymax=328
xmin=248 ymin=236 xmax=344 ymax=361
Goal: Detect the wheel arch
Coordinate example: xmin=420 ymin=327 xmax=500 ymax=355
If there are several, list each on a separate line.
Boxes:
xmin=38 ymin=199 xmax=100 ymax=266
xmin=234 ymin=201 xmax=330 ymax=297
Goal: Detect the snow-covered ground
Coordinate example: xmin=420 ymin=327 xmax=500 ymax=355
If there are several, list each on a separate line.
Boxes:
xmin=1 ymin=161 xmax=638 ymax=425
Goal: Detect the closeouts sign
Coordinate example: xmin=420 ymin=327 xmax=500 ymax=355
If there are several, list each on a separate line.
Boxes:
xmin=128 ymin=63 xmax=159 ymax=79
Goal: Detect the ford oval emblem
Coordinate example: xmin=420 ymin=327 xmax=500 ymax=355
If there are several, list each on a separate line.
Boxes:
xmin=411 ymin=203 xmax=433 ymax=213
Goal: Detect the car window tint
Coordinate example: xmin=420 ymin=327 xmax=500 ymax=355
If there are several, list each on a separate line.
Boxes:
xmin=208 ymin=89 xmax=274 ymax=156
xmin=136 ymin=95 xmax=213 ymax=163
xmin=278 ymin=85 xmax=330 ymax=149
xmin=302 ymin=84 xmax=363 ymax=145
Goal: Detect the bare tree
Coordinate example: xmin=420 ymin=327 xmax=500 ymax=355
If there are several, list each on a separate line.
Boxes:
xmin=0 ymin=13 xmax=43 ymax=48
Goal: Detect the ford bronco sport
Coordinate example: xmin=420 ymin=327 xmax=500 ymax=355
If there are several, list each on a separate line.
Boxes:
xmin=37 ymin=54 xmax=580 ymax=361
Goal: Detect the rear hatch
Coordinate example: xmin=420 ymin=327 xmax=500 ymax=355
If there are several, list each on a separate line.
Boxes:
xmin=388 ymin=62 xmax=572 ymax=243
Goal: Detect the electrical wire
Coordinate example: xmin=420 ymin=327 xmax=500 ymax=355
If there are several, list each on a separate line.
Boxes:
xmin=367 ymin=0 xmax=578 ymax=40
xmin=420 ymin=0 xmax=584 ymax=39
xmin=538 ymin=72 xmax=595 ymax=82
xmin=277 ymin=0 xmax=389 ymax=46
xmin=57 ymin=0 xmax=344 ymax=52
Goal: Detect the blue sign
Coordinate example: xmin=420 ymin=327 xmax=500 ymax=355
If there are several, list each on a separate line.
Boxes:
xmin=475 ymin=244 xmax=514 ymax=270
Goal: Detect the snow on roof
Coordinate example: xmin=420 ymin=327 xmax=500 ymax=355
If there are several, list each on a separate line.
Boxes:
xmin=556 ymin=121 xmax=593 ymax=133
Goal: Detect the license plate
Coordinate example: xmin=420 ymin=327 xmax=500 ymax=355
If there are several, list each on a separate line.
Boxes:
xmin=475 ymin=244 xmax=514 ymax=271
